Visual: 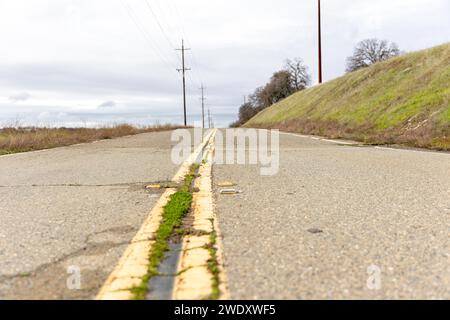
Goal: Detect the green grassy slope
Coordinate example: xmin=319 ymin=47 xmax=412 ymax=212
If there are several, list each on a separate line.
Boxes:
xmin=245 ymin=43 xmax=450 ymax=150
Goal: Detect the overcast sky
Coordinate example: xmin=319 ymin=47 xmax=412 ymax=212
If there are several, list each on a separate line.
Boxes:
xmin=0 ymin=0 xmax=448 ymax=128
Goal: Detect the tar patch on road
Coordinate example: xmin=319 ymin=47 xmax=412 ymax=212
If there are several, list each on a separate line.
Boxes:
xmin=307 ymin=228 xmax=324 ymax=234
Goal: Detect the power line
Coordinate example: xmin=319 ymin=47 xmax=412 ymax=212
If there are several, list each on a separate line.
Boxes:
xmin=318 ymin=0 xmax=323 ymax=84
xmin=164 ymin=0 xmax=204 ymax=86
xmin=176 ymin=39 xmax=191 ymax=126
xmin=125 ymin=0 xmax=207 ymax=126
xmin=122 ymin=0 xmax=171 ymax=66
xmin=207 ymin=108 xmax=214 ymax=129
xmin=121 ymin=0 xmax=207 ymax=127
xmin=200 ymin=84 xmax=206 ymax=129
xmin=120 ymin=0 xmax=178 ymax=77
xmin=166 ymin=0 xmax=188 ymax=45
xmin=186 ymin=42 xmax=204 ymax=87
xmin=153 ymin=0 xmax=181 ymax=40
xmin=143 ymin=0 xmax=177 ymax=49
xmin=208 ymin=108 xmax=211 ymax=129
xmin=142 ymin=0 xmax=203 ymax=88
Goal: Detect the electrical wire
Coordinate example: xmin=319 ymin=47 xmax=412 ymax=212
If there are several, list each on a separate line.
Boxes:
xmin=163 ymin=0 xmax=204 ymax=86
xmin=143 ymin=0 xmax=177 ymax=50
xmin=120 ymin=0 xmax=179 ymax=78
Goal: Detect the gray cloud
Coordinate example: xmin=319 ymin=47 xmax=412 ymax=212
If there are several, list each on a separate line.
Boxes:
xmin=98 ymin=101 xmax=117 ymax=108
xmin=0 ymin=63 xmax=179 ymax=96
xmin=9 ymin=92 xmax=31 ymax=102
xmin=0 ymin=0 xmax=448 ymax=128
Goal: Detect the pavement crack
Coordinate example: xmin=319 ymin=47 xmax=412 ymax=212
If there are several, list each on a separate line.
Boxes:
xmin=0 ymin=230 xmax=133 ymax=282
xmin=0 ymin=182 xmax=150 ymax=188
xmin=86 ymin=226 xmax=137 ymax=243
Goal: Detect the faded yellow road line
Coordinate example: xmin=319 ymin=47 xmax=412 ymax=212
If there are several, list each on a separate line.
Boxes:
xmin=96 ymin=129 xmax=215 ymax=300
xmin=173 ymin=130 xmax=229 ymax=300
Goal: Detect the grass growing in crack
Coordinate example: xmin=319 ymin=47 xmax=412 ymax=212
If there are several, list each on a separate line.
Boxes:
xmin=131 ymin=164 xmax=198 ymax=300
xmin=206 ymin=227 xmax=221 ymax=300
xmin=181 ymin=164 xmax=199 ymax=193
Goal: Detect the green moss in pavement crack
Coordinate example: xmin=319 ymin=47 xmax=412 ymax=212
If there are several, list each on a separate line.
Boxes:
xmin=181 ymin=163 xmax=200 ymax=193
xmin=206 ymin=226 xmax=221 ymax=300
xmin=130 ymin=164 xmax=198 ymax=300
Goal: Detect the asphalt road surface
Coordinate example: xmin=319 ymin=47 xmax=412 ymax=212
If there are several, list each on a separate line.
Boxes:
xmin=213 ymin=129 xmax=450 ymax=299
xmin=0 ymin=131 xmax=190 ymax=299
xmin=1 ymin=129 xmax=449 ymax=300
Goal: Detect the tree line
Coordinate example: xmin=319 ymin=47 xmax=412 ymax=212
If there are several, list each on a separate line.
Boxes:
xmin=231 ymin=38 xmax=400 ymax=127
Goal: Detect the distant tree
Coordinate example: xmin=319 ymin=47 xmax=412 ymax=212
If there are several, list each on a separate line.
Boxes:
xmin=284 ymin=58 xmax=311 ymax=90
xmin=248 ymin=87 xmax=265 ymax=111
xmin=252 ymin=70 xmax=296 ymax=111
xmin=229 ymin=120 xmax=240 ymax=128
xmin=265 ymin=70 xmax=295 ymax=104
xmin=346 ymin=39 xmax=400 ymax=72
xmin=236 ymin=102 xmax=259 ymax=126
xmin=230 ymin=58 xmax=311 ymax=127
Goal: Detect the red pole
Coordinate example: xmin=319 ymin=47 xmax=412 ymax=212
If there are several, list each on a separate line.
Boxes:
xmin=318 ymin=0 xmax=323 ymax=84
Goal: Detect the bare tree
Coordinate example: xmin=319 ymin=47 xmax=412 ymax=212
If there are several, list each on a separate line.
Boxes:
xmin=250 ymin=71 xmax=295 ymax=111
xmin=264 ymin=70 xmax=294 ymax=105
xmin=284 ymin=58 xmax=311 ymax=90
xmin=231 ymin=102 xmax=259 ymax=127
xmin=231 ymin=58 xmax=311 ymax=127
xmin=346 ymin=39 xmax=400 ymax=72
xmin=248 ymin=87 xmax=265 ymax=111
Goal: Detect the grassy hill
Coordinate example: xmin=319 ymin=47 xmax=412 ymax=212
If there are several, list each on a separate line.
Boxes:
xmin=245 ymin=43 xmax=450 ymax=150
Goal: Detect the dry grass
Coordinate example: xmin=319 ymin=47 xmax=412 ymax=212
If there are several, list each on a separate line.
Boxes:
xmin=0 ymin=124 xmax=187 ymax=155
xmin=252 ymin=118 xmax=450 ymax=151
xmin=245 ymin=43 xmax=450 ymax=151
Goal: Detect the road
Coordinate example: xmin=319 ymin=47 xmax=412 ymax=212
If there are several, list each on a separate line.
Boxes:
xmin=1 ymin=129 xmax=449 ymax=300
xmin=213 ymin=129 xmax=450 ymax=299
xmin=0 ymin=131 xmax=190 ymax=299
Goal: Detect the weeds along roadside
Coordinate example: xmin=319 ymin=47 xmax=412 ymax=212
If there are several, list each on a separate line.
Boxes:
xmin=0 ymin=124 xmax=188 ymax=155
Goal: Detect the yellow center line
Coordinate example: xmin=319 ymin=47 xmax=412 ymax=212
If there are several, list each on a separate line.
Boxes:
xmin=96 ymin=129 xmax=216 ymax=300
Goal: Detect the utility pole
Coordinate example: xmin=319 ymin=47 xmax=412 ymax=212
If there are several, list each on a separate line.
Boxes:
xmin=200 ymin=84 xmax=206 ymax=129
xmin=208 ymin=108 xmax=211 ymax=129
xmin=318 ymin=0 xmax=323 ymax=84
xmin=176 ymin=39 xmax=191 ymax=126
